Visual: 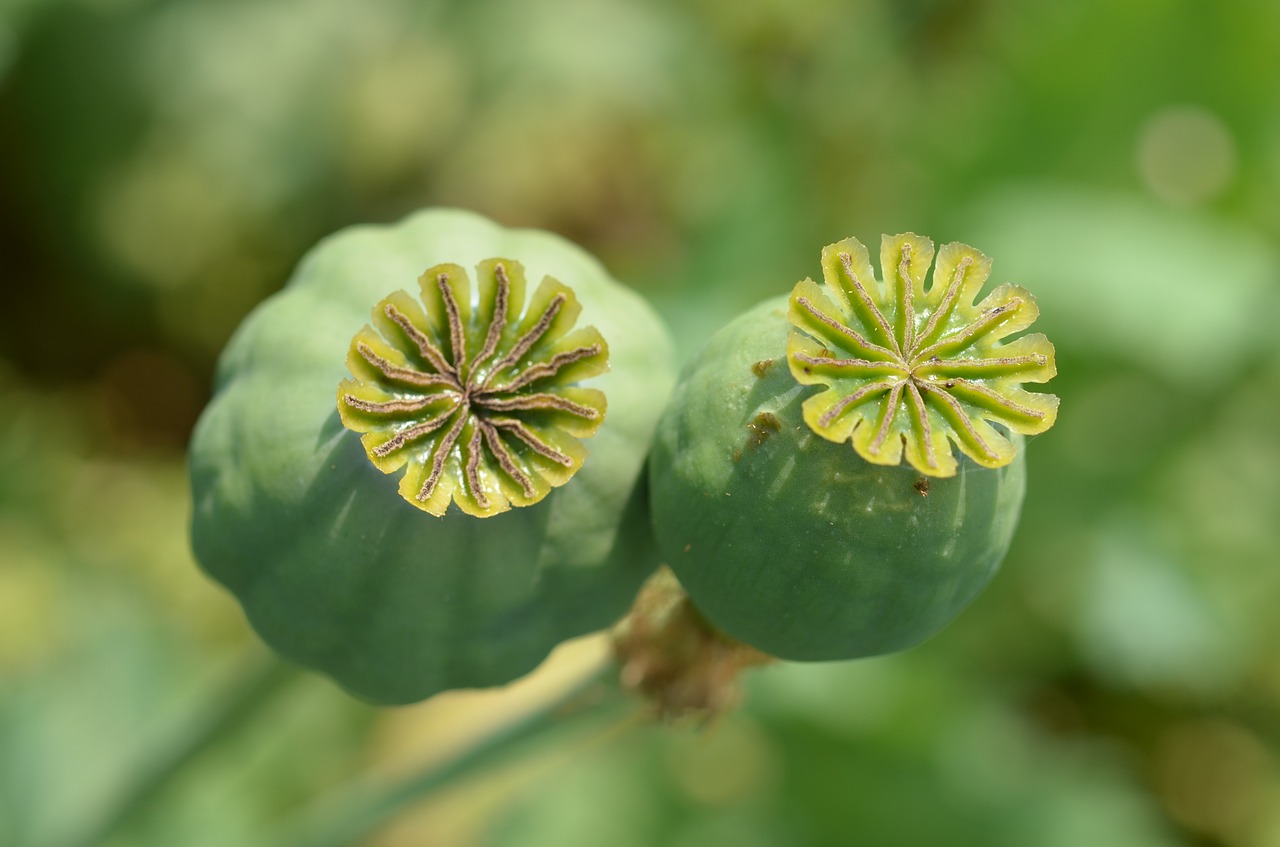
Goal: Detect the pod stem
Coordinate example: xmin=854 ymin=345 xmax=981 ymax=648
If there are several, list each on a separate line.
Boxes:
xmin=54 ymin=651 xmax=301 ymax=847
xmin=276 ymin=661 xmax=625 ymax=847
xmin=613 ymin=567 xmax=775 ymax=722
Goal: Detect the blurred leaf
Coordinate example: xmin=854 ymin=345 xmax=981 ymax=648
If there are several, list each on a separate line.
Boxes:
xmin=1076 ymin=517 xmax=1243 ymax=695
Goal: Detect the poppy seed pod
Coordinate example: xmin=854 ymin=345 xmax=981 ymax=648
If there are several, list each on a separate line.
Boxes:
xmin=649 ymin=234 xmax=1058 ymax=661
xmin=190 ymin=209 xmax=676 ymax=704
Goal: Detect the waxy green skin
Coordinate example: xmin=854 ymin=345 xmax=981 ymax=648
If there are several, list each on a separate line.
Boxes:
xmin=190 ymin=209 xmax=676 ymax=704
xmin=650 ymin=297 xmax=1026 ymax=661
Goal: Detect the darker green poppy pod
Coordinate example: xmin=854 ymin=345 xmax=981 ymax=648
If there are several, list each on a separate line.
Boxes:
xmin=189 ymin=209 xmax=676 ymax=704
xmin=649 ymin=234 xmax=1058 ymax=661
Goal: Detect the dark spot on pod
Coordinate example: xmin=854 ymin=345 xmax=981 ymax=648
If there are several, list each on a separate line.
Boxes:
xmin=732 ymin=447 xmax=743 ymax=463
xmin=913 ymin=476 xmax=931 ymax=497
xmin=746 ymin=411 xmax=783 ymax=450
xmin=751 ymin=359 xmax=775 ymax=378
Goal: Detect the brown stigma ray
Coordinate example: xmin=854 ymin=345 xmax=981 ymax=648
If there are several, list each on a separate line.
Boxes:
xmin=479 ymin=420 xmax=537 ymax=498
xmin=904 ymin=381 xmax=937 ymax=471
xmin=791 ymin=353 xmax=907 ymax=378
xmin=342 ymin=392 xmax=442 ymax=416
xmin=481 ymin=294 xmax=566 ymax=389
xmin=471 ymin=263 xmax=511 ymax=374
xmin=793 ymin=296 xmax=897 ymax=360
xmin=915 ymin=354 xmax=1047 ymax=378
xmin=381 ymin=306 xmax=454 ymax=377
xmin=356 ymin=342 xmax=454 ymax=388
xmin=837 ymin=252 xmax=902 ymax=357
xmin=817 ymin=379 xmax=897 ymax=429
xmin=497 ymin=344 xmax=604 ymax=392
xmin=787 ymin=233 xmax=1059 ymax=477
xmin=436 ymin=272 xmax=469 ymax=376
xmin=868 ymin=380 xmax=906 ymax=455
xmin=913 ymin=256 xmax=972 ymax=350
xmin=919 ymin=382 xmax=998 ymax=463
xmin=896 ymin=243 xmax=916 ymax=353
xmin=911 ymin=297 xmax=1026 ymax=363
xmin=947 ymin=378 xmax=1047 ymax=423
xmin=419 ymin=410 xmax=468 ymax=502
xmin=476 ymin=392 xmax=601 ymax=419
xmin=464 ymin=427 xmax=489 ymax=510
xmin=337 ymin=259 xmax=609 ymax=516
xmin=488 ymin=417 xmax=574 ymax=467
xmin=372 ymin=405 xmax=459 ymax=458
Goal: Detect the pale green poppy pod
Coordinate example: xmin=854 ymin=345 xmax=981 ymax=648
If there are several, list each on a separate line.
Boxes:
xmin=190 ymin=209 xmax=676 ymax=704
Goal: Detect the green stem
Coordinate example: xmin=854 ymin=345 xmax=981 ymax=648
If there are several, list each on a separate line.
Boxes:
xmin=54 ymin=651 xmax=300 ymax=847
xmin=278 ymin=664 xmax=627 ymax=847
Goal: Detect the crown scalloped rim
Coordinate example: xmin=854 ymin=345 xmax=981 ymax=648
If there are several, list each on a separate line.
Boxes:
xmin=787 ymin=233 xmax=1060 ymax=478
xmin=337 ymin=257 xmax=609 ymax=517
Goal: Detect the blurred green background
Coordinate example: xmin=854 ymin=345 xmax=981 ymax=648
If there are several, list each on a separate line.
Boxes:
xmin=3 ymin=0 xmax=1280 ymax=845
